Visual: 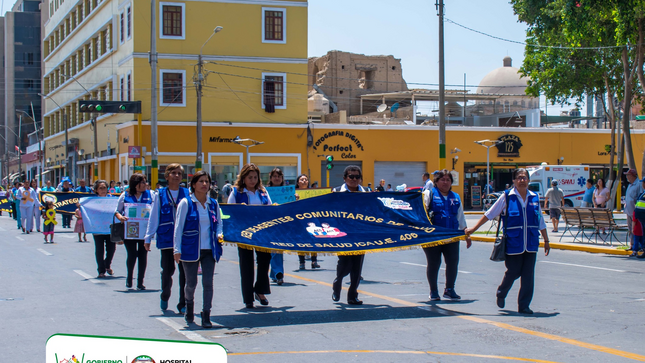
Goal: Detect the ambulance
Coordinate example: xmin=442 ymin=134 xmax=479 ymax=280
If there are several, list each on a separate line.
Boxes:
xmin=527 ymin=164 xmax=590 ymax=207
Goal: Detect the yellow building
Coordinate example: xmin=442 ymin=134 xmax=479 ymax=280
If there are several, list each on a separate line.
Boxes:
xmin=42 ymin=0 xmax=308 ymax=185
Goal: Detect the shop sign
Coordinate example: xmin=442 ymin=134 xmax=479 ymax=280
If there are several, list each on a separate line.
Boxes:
xmin=128 ymin=146 xmax=141 ymax=159
xmin=598 ymin=144 xmax=611 ymax=156
xmin=209 ymin=136 xmax=235 ymax=143
xmin=496 ymin=134 xmax=523 ymax=157
xmin=312 ymin=130 xmax=364 ymax=159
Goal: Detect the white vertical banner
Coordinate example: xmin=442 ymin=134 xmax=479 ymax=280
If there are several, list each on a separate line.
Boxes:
xmin=46 ymin=334 xmax=227 ymax=363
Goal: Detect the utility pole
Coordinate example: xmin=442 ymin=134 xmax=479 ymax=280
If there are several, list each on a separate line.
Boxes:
xmin=92 ymin=115 xmax=98 ymax=181
xmin=64 ymin=114 xmax=69 ymax=177
xmin=18 ymin=115 xmax=22 ymax=181
xmin=437 ymin=0 xmax=446 ymax=170
xmin=150 ymin=0 xmax=159 ymax=186
xmin=196 ymin=53 xmax=203 ymax=172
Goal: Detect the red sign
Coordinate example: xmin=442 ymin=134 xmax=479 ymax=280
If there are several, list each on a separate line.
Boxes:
xmin=128 ymin=146 xmax=141 ymax=159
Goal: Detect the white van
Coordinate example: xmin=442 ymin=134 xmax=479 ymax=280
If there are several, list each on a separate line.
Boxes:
xmin=527 ymin=164 xmax=590 ymax=207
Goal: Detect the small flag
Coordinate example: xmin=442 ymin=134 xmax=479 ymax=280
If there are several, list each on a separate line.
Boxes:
xmin=14 ymin=145 xmax=20 ymax=153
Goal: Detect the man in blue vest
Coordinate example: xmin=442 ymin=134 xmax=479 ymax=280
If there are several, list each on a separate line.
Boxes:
xmin=144 ymin=164 xmax=190 ymax=313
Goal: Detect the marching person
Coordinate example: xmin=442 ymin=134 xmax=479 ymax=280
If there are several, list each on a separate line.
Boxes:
xmin=92 ymin=180 xmax=117 ymax=278
xmin=115 ymin=173 xmax=154 ymax=290
xmin=544 ymin=180 xmax=564 ymax=233
xmin=296 ymin=174 xmax=320 ymax=270
xmin=30 ymin=179 xmax=42 ymax=233
xmin=11 ymin=182 xmax=22 ymax=229
xmin=57 ymin=178 xmax=73 ymax=228
xmin=228 ymin=163 xmax=273 ymax=309
xmin=18 ymin=180 xmax=39 ymax=233
xmin=75 ymin=179 xmax=92 ymax=193
xmin=144 ymin=164 xmax=190 ymax=313
xmin=41 ymin=180 xmax=56 ymax=192
xmin=267 ymin=168 xmax=286 ymax=285
xmin=331 ymin=165 xmax=367 ymax=305
xmin=42 ymin=200 xmax=56 ymax=243
xmin=466 ymin=168 xmax=550 ymax=315
xmin=173 ymin=171 xmax=223 ymax=328
xmin=423 ymin=169 xmax=471 ymax=301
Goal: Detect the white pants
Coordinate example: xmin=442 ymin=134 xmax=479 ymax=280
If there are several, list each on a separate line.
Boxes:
xmin=20 ymin=205 xmax=34 ymax=231
xmin=33 ymin=206 xmax=41 ymax=231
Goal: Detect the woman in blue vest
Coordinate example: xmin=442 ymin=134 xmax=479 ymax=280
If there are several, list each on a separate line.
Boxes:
xmin=115 ymin=173 xmax=154 ymax=290
xmin=227 ymin=163 xmax=273 ymax=309
xmin=173 ymin=171 xmax=223 ymax=328
xmin=466 ymin=168 xmax=551 ymax=314
xmin=423 ymin=169 xmax=471 ymax=301
xmin=144 ymin=163 xmax=190 ymax=314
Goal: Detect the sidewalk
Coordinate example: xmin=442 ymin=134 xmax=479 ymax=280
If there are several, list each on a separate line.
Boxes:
xmin=466 ymin=212 xmax=632 ymax=256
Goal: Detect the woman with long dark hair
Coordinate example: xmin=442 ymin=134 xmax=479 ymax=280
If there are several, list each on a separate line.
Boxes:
xmin=115 ymin=173 xmax=153 ymax=290
xmin=296 ymin=174 xmax=320 ymax=270
xmin=93 ymin=180 xmax=116 ymax=278
xmin=466 ymin=168 xmax=550 ymax=314
xmin=228 ymin=163 xmax=273 ymax=308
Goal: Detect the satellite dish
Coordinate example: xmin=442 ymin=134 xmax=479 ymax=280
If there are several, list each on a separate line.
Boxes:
xmin=377 ymin=104 xmax=388 ymax=113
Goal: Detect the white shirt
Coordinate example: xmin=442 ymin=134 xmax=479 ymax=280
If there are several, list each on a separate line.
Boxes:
xmin=423 ymin=189 xmax=467 ymax=230
xmin=484 ymin=188 xmax=547 ymax=230
xmin=173 ymin=194 xmax=223 ymax=255
xmin=144 ymin=188 xmax=180 ymax=244
xmin=423 ymin=179 xmax=434 ymax=192
xmin=226 ymin=188 xmax=273 ymax=205
xmin=17 ymin=187 xmax=39 ymax=207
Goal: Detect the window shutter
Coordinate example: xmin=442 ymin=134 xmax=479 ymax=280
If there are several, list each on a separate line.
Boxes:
xmin=264 ymin=80 xmax=276 ymax=113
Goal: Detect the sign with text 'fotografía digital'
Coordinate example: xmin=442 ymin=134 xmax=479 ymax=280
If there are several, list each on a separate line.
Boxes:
xmin=46 ymin=334 xmax=227 ymax=363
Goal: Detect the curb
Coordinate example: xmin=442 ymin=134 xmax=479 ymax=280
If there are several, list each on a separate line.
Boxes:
xmin=469 ymin=236 xmax=630 ymax=256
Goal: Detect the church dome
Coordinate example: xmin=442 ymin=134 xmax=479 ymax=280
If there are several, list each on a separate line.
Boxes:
xmin=476 ymin=57 xmax=529 ymax=95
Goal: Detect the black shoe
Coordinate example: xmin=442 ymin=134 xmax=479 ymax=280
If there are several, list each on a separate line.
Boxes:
xmin=443 ymin=288 xmax=461 ymax=300
xmin=254 ymin=293 xmax=269 ymax=306
xmin=137 ymin=285 xmax=146 ymax=291
xmin=201 ymin=310 xmax=212 ymax=329
xmin=185 ymin=302 xmax=195 ymax=323
xmin=311 ymin=262 xmax=321 ymax=269
xmin=332 ymin=291 xmax=340 ymax=302
xmin=277 ymin=278 xmax=284 ymax=285
xmin=347 ymin=298 xmax=363 ymax=305
xmin=126 ymin=281 xmax=133 ymax=289
xmin=245 ymin=303 xmax=254 ymax=309
xmin=299 ymin=263 xmax=305 ymax=270
xmin=518 ymin=307 xmax=533 ymax=315
xmin=430 ymin=291 xmax=441 ymax=301
xmin=496 ymin=296 xmax=505 ymax=309
xmin=276 ymin=272 xmax=283 ymax=280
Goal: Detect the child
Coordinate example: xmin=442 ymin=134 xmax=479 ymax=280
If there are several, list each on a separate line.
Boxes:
xmin=632 ymin=211 xmax=644 ymax=257
xmin=42 ymin=201 xmax=56 ymax=243
xmin=74 ymin=202 xmax=87 ymax=242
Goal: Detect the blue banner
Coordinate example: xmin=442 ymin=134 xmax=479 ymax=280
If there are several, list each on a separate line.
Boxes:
xmin=265 ymin=185 xmax=296 ymax=204
xmin=221 ymin=192 xmax=463 ymax=255
xmin=40 ymin=191 xmax=93 ymax=215
xmin=79 ymin=196 xmax=119 ymax=234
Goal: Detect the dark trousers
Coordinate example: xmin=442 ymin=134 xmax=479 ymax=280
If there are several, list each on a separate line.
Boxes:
xmin=93 ymin=234 xmax=115 ymax=275
xmin=332 ymin=254 xmax=365 ymax=300
xmin=160 ymin=249 xmax=186 ymax=309
xmin=238 ymin=247 xmax=271 ymax=304
xmin=423 ymin=242 xmax=460 ymax=292
xmin=124 ymin=239 xmax=148 ymax=286
xmin=497 ymin=252 xmax=537 ymax=310
xmin=11 ymin=201 xmax=16 ymax=219
xmin=62 ymin=214 xmax=72 ymax=228
xmin=183 ymin=250 xmax=216 ymax=311
xmin=299 ymin=254 xmax=318 ymax=263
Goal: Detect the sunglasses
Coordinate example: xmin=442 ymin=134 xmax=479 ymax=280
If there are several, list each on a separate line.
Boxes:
xmin=346 ymin=174 xmax=362 ymax=180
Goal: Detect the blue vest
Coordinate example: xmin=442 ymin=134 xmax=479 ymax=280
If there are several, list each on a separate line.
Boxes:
xmin=503 ymin=192 xmax=541 ymax=254
xmin=155 ymin=187 xmax=189 ymax=249
xmin=75 ymin=186 xmax=91 ymax=193
xmin=430 ymin=187 xmax=460 ymax=230
xmin=233 ymin=187 xmax=270 ymax=205
xmin=180 ymin=198 xmax=222 ymax=262
xmin=124 ymin=190 xmax=153 ymax=204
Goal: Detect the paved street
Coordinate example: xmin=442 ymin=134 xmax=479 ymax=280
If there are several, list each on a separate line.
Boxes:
xmin=2 ymin=213 xmax=644 ymax=363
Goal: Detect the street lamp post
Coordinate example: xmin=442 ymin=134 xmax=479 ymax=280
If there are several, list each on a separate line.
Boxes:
xmin=474 ymin=139 xmax=503 ymax=211
xmin=195 ymin=26 xmax=223 ymax=172
xmin=232 ymin=137 xmax=264 ymax=165
xmin=39 ymin=93 xmax=69 ymax=178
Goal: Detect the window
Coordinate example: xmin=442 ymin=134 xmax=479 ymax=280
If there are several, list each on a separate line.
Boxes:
xmin=120 ymin=75 xmax=124 ymax=101
xmin=262 ymin=72 xmax=286 ymax=111
xmin=160 ymin=2 xmax=185 ymax=39
xmin=120 ymin=12 xmax=124 ymax=43
xmin=262 ymin=7 xmax=286 ymax=44
xmin=127 ymin=73 xmax=131 ymax=101
xmin=127 ymin=6 xmax=132 ymax=39
xmin=160 ymin=70 xmax=186 ymax=106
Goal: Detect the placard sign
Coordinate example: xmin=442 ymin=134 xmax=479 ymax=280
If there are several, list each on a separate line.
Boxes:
xmin=46 ymin=334 xmax=227 ymax=363
xmin=123 ymin=202 xmax=152 ymax=239
xmin=265 ymin=185 xmax=296 ymax=204
xmin=471 ymin=185 xmax=481 ymax=207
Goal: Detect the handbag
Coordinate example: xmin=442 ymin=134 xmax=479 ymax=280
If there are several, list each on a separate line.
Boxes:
xmin=490 ymin=190 xmax=510 ymax=262
xmin=110 ymin=214 xmax=125 ymax=243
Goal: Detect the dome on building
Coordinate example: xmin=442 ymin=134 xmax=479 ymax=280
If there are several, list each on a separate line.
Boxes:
xmin=476 ymin=57 xmax=529 ymax=95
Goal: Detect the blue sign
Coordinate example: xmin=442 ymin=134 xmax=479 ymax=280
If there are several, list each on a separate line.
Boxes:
xmin=265 ymin=185 xmax=296 ymax=204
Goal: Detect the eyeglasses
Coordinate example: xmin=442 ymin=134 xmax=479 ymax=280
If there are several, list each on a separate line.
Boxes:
xmin=346 ymin=174 xmax=362 ymax=180
xmin=515 ymin=176 xmax=528 ymax=181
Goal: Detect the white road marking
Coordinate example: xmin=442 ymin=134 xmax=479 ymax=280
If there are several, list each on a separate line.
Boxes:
xmin=15 ymin=236 xmax=24 ymax=241
xmin=400 ymin=262 xmax=472 ymax=274
xmin=156 ymin=317 xmax=211 ymax=342
xmin=0 ymin=226 xmax=6 ymax=231
xmin=60 ymin=234 xmax=77 ymax=239
xmin=73 ymin=270 xmax=101 ymax=284
xmin=37 ymin=248 xmax=53 ymax=256
xmin=540 ymin=260 xmax=626 ymax=272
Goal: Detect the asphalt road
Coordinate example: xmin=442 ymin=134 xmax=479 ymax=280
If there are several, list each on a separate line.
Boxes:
xmin=1 ymin=213 xmax=644 ymax=363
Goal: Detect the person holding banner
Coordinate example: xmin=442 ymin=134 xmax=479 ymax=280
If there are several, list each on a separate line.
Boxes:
xmin=144 ymin=163 xmax=189 ymax=313
xmin=173 ymin=171 xmax=223 ymax=328
xmin=12 ymin=182 xmax=22 ymax=229
xmin=18 ymin=180 xmax=39 ymax=233
xmin=57 ymin=178 xmax=73 ymax=228
xmin=295 ymin=174 xmax=321 ymax=270
xmin=267 ymin=168 xmax=286 ymax=285
xmin=92 ymin=180 xmax=116 ymax=278
xmin=331 ymin=165 xmax=367 ymax=305
xmin=423 ymin=169 xmax=471 ymax=301
xmin=227 ymin=163 xmax=273 ymax=309
xmin=465 ymin=168 xmax=550 ymax=315
xmin=115 ymin=173 xmax=154 ymax=290
xmin=30 ymin=179 xmax=42 ymax=232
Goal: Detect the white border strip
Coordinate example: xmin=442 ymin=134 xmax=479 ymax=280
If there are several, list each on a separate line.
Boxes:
xmin=131 ymin=52 xmax=307 ymax=64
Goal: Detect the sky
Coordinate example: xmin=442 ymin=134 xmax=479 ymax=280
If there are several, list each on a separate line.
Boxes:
xmin=308 ymin=0 xmax=573 ymax=116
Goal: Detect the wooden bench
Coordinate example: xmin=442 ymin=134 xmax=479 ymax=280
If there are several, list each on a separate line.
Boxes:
xmin=559 ymin=207 xmax=628 ymax=245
